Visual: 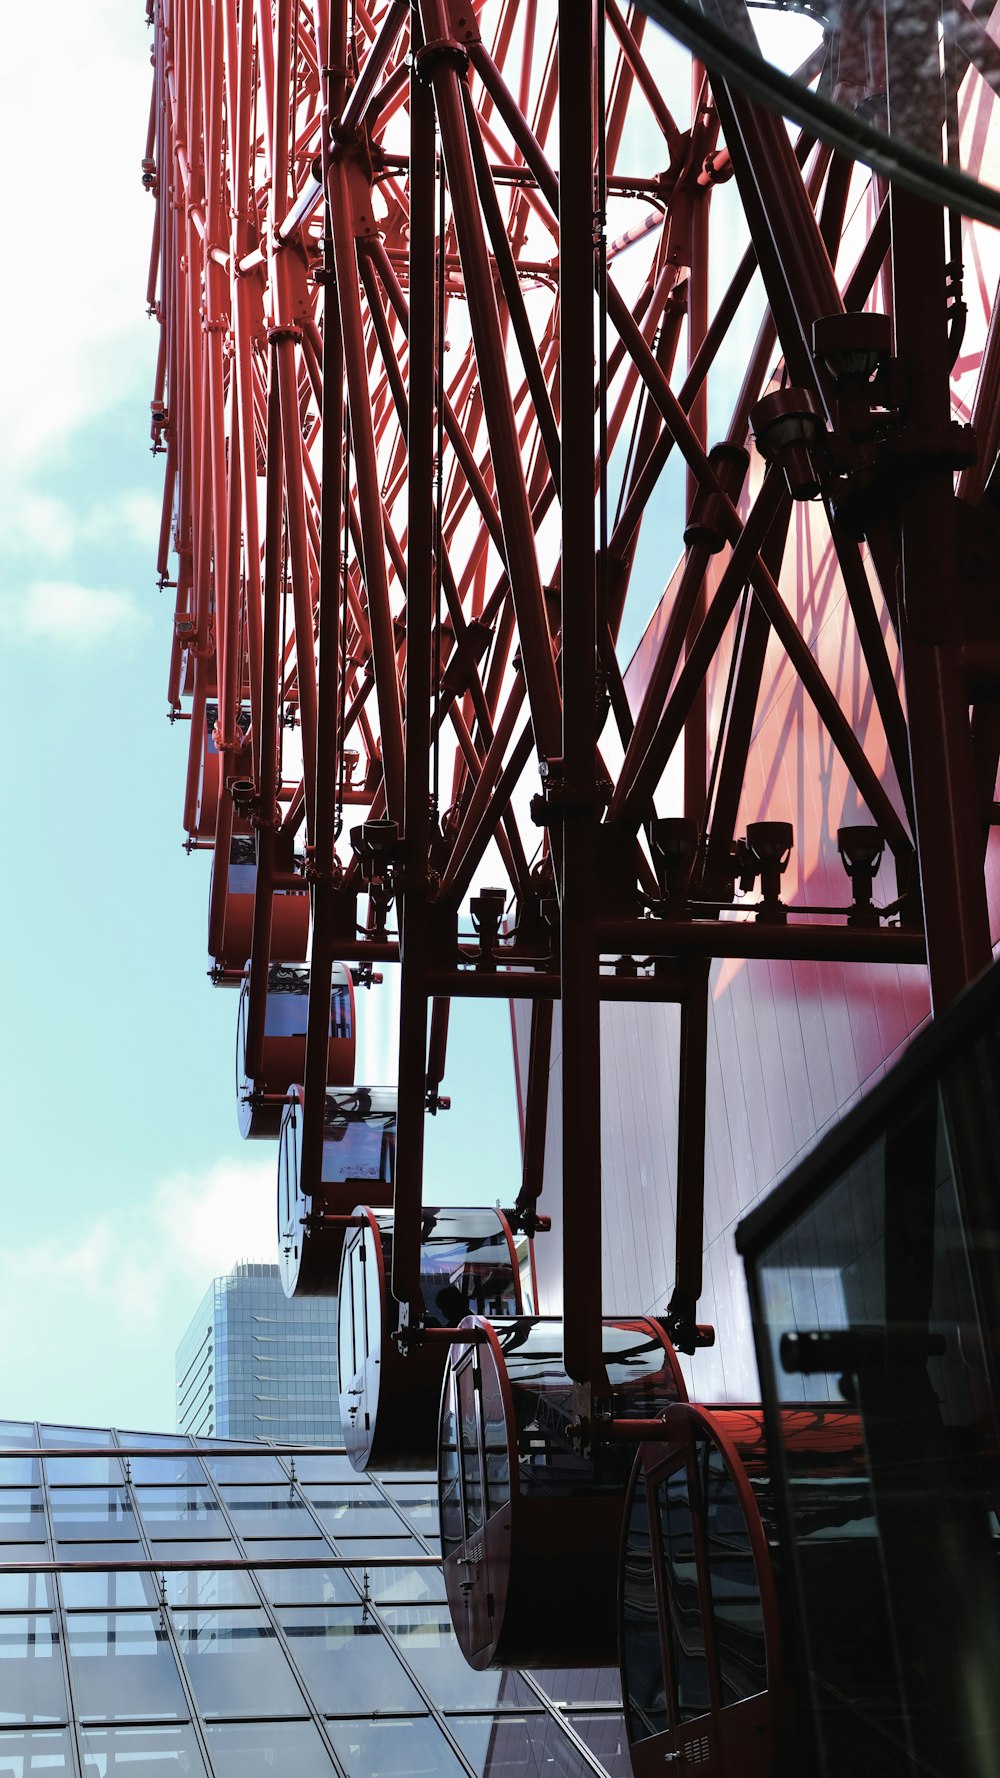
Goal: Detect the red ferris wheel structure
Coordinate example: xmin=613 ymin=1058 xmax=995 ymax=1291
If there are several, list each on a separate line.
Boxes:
xmin=143 ymin=0 xmax=1000 ymax=1384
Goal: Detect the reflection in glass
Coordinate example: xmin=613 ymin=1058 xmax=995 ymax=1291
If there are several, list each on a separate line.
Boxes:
xmin=0 ymin=1425 xmax=37 ymax=1450
xmin=49 ymin=1492 xmax=136 ymax=1542
xmin=380 ymin=1607 xmax=506 ymax=1710
xmin=218 ymin=1488 xmax=314 ymax=1538
xmin=0 ymin=1494 xmax=46 ymax=1541
xmin=280 ymin=1456 xmax=356 ymax=1484
xmin=567 ymin=1714 xmax=633 ymax=1778
xmin=703 ymin=1446 xmax=766 ymax=1705
xmin=304 ymin=1488 xmax=409 ymax=1538
xmin=0 ymin=1573 xmax=50 ymax=1612
xmin=67 ymin=1613 xmax=190 ymax=1723
xmin=0 ymin=1617 xmax=67 ymax=1725
xmin=659 ymin=1472 xmax=710 ymax=1723
xmin=326 ymin=1717 xmax=464 ymax=1778
xmin=201 ymin=1455 xmax=286 ymax=1484
xmin=175 ymin=1610 xmax=307 ymax=1718
xmin=277 ymin=1607 xmax=422 ymax=1714
xmin=79 ymin=1722 xmax=207 ymax=1774
xmin=0 ymin=1460 xmax=38 ymax=1486
xmin=163 ymin=1570 xmax=258 ymax=1609
xmin=621 ymin=1489 xmax=669 ymax=1741
xmin=134 ymin=1489 xmax=223 ymax=1535
xmin=129 ymin=1458 xmax=207 ymax=1487
xmin=40 ymin=1428 xmax=110 ymax=1450
xmin=364 ymin=1566 xmax=449 ymax=1607
xmin=61 ymin=1572 xmax=159 ymax=1611
xmin=44 ymin=1458 xmax=123 ymax=1486
xmin=205 ymin=1719 xmax=337 ymax=1776
xmin=0 ymin=1727 xmax=73 ymax=1771
xmin=447 ymin=1713 xmax=598 ymax=1778
xmin=255 ymin=1566 xmax=360 ymax=1608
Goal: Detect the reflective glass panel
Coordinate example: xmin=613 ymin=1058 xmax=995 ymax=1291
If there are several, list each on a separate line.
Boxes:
xmin=0 ymin=1617 xmax=66 ymax=1725
xmin=0 ymin=1495 xmax=45 ymax=1542
xmin=79 ymin=1723 xmax=208 ymax=1774
xmin=128 ymin=1458 xmax=206 ymax=1486
xmin=659 ymin=1471 xmax=710 ymax=1723
xmin=201 ymin=1455 xmax=286 ymax=1484
xmin=49 ymin=1492 xmax=136 ymax=1541
xmin=204 ymin=1720 xmax=336 ymax=1776
xmin=242 ymin=1537 xmax=327 ymax=1560
xmin=332 ymin=1535 xmax=426 ymax=1560
xmin=0 ymin=1461 xmax=38 ymax=1486
xmin=380 ymin=1607 xmax=507 ymax=1710
xmin=286 ymin=1458 xmax=358 ymax=1483
xmin=447 ymin=1714 xmax=599 ymax=1778
xmin=326 ymin=1718 xmax=463 ymax=1778
xmin=49 ymin=1543 xmax=142 ymax=1567
xmin=66 ymin=1614 xmax=189 ymax=1723
xmin=0 ymin=1427 xmax=37 ymax=1450
xmin=703 ymin=1444 xmax=766 ymax=1705
xmin=163 ymin=1570 xmax=257 ymax=1609
xmin=218 ymin=1489 xmax=314 ymax=1538
xmin=364 ymin=1566 xmax=449 ymax=1607
xmin=0 ymin=1727 xmax=73 ymax=1772
xmin=44 ymin=1458 xmax=122 ymax=1485
xmin=380 ymin=1487 xmax=439 ymax=1529
xmin=568 ymin=1714 xmax=633 ymax=1777
xmin=0 ymin=1574 xmax=50 ymax=1612
xmin=60 ymin=1573 xmax=159 ymax=1611
xmin=175 ymin=1610 xmax=306 ymax=1718
xmin=146 ymin=1543 xmax=234 ymax=1563
xmin=255 ymin=1565 xmax=359 ymax=1607
xmin=276 ymin=1607 xmax=422 ymax=1714
xmin=120 ymin=1434 xmax=191 ymax=1450
xmin=40 ymin=1428 xmax=109 ymax=1449
xmin=621 ymin=1485 xmax=669 ymax=1742
xmin=134 ymin=1490 xmax=223 ymax=1535
xmin=304 ymin=1489 xmax=409 ymax=1538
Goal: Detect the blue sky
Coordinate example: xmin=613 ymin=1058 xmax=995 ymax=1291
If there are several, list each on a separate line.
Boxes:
xmin=0 ymin=0 xmax=519 ymax=1434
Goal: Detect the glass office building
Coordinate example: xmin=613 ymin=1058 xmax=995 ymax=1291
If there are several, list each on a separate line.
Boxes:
xmin=176 ymin=1263 xmax=340 ymax=1444
xmin=0 ymin=1419 xmax=627 ymax=1777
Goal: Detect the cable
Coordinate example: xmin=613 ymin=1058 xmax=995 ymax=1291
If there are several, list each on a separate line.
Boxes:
xmin=638 ymin=0 xmax=1000 ymax=229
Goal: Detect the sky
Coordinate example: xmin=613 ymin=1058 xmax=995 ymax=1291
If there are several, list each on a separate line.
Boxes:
xmin=0 ymin=0 xmax=519 ymax=1435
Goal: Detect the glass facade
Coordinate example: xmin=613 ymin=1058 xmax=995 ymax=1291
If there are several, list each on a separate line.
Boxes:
xmin=0 ymin=1422 xmax=627 ymax=1777
xmin=176 ymin=1264 xmax=341 ymax=1444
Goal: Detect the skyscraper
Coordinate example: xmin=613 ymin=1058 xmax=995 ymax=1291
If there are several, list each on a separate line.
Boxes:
xmin=176 ymin=1263 xmax=340 ymax=1444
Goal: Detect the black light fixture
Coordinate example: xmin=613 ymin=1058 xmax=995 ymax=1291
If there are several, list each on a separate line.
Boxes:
xmin=649 ymin=816 xmax=699 ymax=908
xmin=746 ymin=820 xmax=793 ymax=922
xmin=350 ymin=818 xmax=399 ymax=882
xmin=683 ymin=443 xmax=750 ymax=553
xmin=750 ymin=389 xmax=825 ymax=500
xmin=813 ymin=312 xmax=892 ymax=384
xmin=470 ymin=886 xmax=507 ymax=970
xmin=837 ymin=824 xmax=884 ymax=927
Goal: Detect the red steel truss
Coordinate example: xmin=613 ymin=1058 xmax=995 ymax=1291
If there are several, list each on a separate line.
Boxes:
xmin=145 ymin=0 xmax=1000 ymax=1382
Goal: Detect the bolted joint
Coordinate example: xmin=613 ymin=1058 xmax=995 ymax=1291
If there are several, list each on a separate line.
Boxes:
xmin=531 ymin=758 xmax=611 ymax=826
xmin=414 ymin=36 xmax=470 ymax=81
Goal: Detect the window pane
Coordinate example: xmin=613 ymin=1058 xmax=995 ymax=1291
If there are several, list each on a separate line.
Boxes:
xmin=66 ymin=1613 xmax=190 ymax=1723
xmin=659 ymin=1472 xmax=710 ymax=1723
xmin=40 ymin=1428 xmax=109 ymax=1450
xmin=0 ymin=1495 xmax=46 ymax=1543
xmin=0 ymin=1727 xmax=73 ymax=1772
xmin=128 ymin=1458 xmax=206 ymax=1487
xmin=567 ymin=1714 xmax=633 ymax=1777
xmin=49 ymin=1492 xmax=136 ymax=1542
xmin=332 ymin=1535 xmax=427 ymax=1560
xmin=0 ymin=1574 xmax=50 ymax=1612
xmin=380 ymin=1607 xmax=509 ymax=1710
xmin=326 ymin=1718 xmax=463 ymax=1778
xmin=277 ymin=1608 xmax=422 ymax=1714
xmin=284 ymin=1455 xmax=357 ymax=1484
xmin=201 ymin=1455 xmax=287 ymax=1484
xmin=135 ymin=1490 xmax=224 ymax=1536
xmin=44 ymin=1458 xmax=122 ymax=1486
xmin=448 ymin=1715 xmax=597 ymax=1778
xmin=204 ymin=1720 xmax=336 ymax=1777
xmin=79 ymin=1723 xmax=208 ymax=1774
xmin=220 ymin=1489 xmax=316 ymax=1539
xmin=61 ymin=1573 xmax=159 ymax=1611
xmin=704 ymin=1446 xmax=766 ymax=1705
xmin=147 ymin=1542 xmax=234 ymax=1563
xmin=163 ymin=1570 xmax=257 ymax=1609
xmin=0 ymin=1461 xmax=38 ymax=1486
xmin=255 ymin=1567 xmax=358 ymax=1607
xmin=363 ymin=1566 xmax=448 ymax=1607
xmin=0 ymin=1618 xmax=66 ymax=1725
xmin=304 ymin=1488 xmax=410 ymax=1538
xmin=0 ymin=1426 xmax=36 ymax=1451
xmin=174 ymin=1610 xmax=307 ymax=1718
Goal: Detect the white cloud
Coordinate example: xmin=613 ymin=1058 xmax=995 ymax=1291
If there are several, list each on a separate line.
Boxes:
xmin=0 ymin=579 xmax=149 ymax=645
xmin=0 ymin=1156 xmax=277 ymax=1430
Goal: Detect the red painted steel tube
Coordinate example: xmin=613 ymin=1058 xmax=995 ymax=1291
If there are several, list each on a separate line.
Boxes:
xmin=671 ymin=962 xmax=710 ymax=1338
xmin=392 ymin=38 xmax=437 ymax=1321
xmin=557 ymin=2 xmax=607 ymax=1391
xmin=242 ymin=362 xmax=285 ymax=1082
xmin=328 ymin=157 xmax=405 ymax=821
xmin=417 ymin=0 xmax=562 ymax=764
xmin=275 ymin=334 xmax=319 ymax=844
xmin=515 ymin=997 xmax=553 ymax=1214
